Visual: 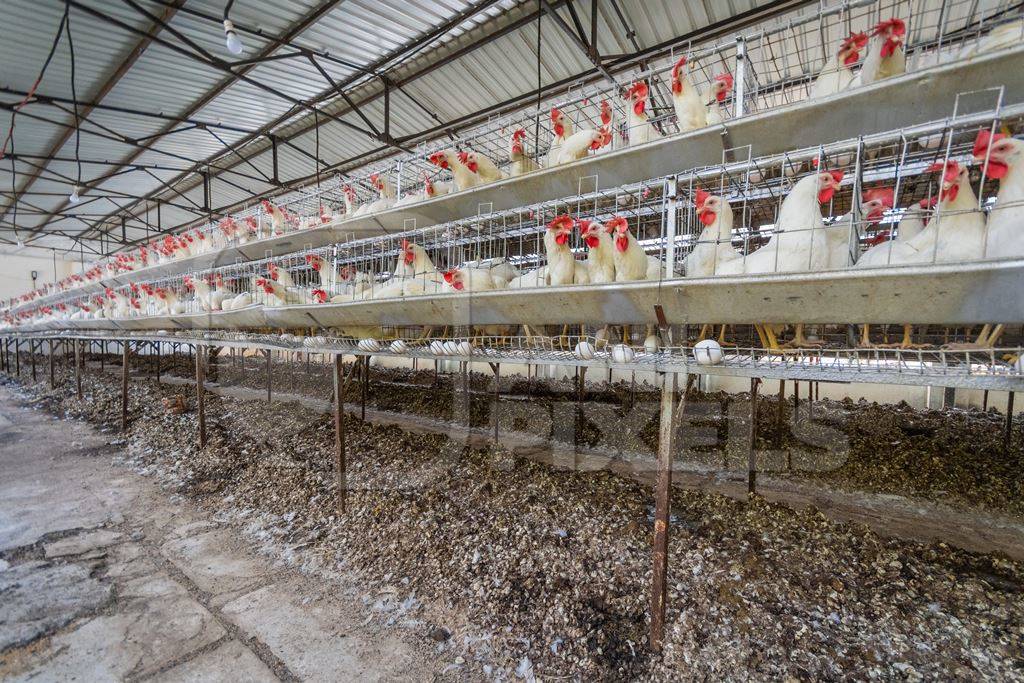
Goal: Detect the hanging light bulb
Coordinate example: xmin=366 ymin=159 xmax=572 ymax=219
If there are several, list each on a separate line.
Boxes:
xmin=223 ymin=19 xmax=243 ymax=55
xmin=69 ymin=185 xmax=82 ymax=204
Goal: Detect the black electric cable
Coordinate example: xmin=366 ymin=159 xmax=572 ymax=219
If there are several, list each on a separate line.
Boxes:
xmin=66 ymin=4 xmax=82 ymax=191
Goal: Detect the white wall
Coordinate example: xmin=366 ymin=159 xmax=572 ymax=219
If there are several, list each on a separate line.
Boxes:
xmin=0 ymin=250 xmax=83 ymax=302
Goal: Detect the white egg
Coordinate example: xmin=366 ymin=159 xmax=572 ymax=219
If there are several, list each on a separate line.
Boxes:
xmin=1015 ymin=355 xmax=1023 ymax=374
xmin=747 ymin=170 xmax=763 ymax=184
xmin=389 ymin=339 xmax=408 ymax=354
xmin=429 ymin=340 xmax=447 ymax=356
xmin=610 ymin=344 xmax=635 ymax=364
xmin=357 ymin=338 xmax=381 ymax=353
xmin=693 ymin=339 xmax=724 ymax=366
xmin=917 ymin=133 xmax=943 ymax=150
xmin=456 ymin=340 xmax=474 ymax=356
xmin=443 ymin=341 xmax=460 ymax=356
xmin=574 ymin=341 xmax=596 ymax=360
xmin=643 ymin=334 xmax=659 ymax=354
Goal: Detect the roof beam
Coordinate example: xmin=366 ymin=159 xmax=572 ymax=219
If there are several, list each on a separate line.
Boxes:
xmin=0 ymin=0 xmax=186 ymax=226
xmin=35 ymin=0 xmax=349 ymax=244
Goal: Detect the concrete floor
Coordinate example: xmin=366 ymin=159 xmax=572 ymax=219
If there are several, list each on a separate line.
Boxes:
xmin=0 ymin=385 xmax=442 ymax=682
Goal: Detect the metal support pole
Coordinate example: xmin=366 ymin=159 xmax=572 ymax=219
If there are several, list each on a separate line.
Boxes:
xmin=776 ymin=379 xmax=785 ymax=440
xmin=15 ymin=340 xmax=20 ymax=376
xmin=749 ymin=378 xmax=761 ymax=495
xmin=196 ymin=346 xmax=207 ymax=448
xmin=361 ymin=356 xmax=369 ymax=421
xmin=490 ymin=362 xmax=501 ymax=444
xmin=121 ymin=341 xmax=130 ymax=432
xmin=650 ymin=371 xmax=682 ymax=653
xmin=1 ymin=338 xmax=7 ymax=373
xmin=733 ymin=36 xmax=747 ymax=117
xmin=333 ymin=354 xmax=347 ymax=514
xmin=30 ymin=340 xmax=37 ymax=382
xmin=793 ymin=381 xmax=799 ymax=420
xmin=983 ymin=390 xmax=989 ymax=412
xmin=155 ymin=342 xmax=161 ymax=382
xmin=75 ymin=339 xmax=82 ymax=400
xmin=1006 ymin=392 xmax=1015 ymax=451
xmin=48 ymin=339 xmax=55 ymax=389
xmin=100 ymin=341 xmax=105 ymax=373
xmin=265 ymin=349 xmax=272 ymax=403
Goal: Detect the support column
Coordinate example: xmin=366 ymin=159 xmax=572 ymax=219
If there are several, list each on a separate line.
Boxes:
xmin=361 ymin=356 xmax=369 ymax=421
xmin=121 ymin=341 xmax=130 ymax=432
xmin=75 ymin=339 xmax=83 ymax=400
xmin=196 ymin=346 xmax=207 ymax=448
xmin=650 ymin=371 xmax=682 ymax=653
xmin=48 ymin=339 xmax=55 ymax=389
xmin=333 ymin=354 xmax=347 ymax=514
xmin=15 ymin=339 xmax=21 ymax=376
xmin=265 ymin=349 xmax=272 ymax=403
xmin=155 ymin=342 xmax=161 ymax=382
xmin=31 ymin=340 xmax=37 ymax=382
xmin=1006 ymin=392 xmax=1016 ymax=452
xmin=490 ymin=362 xmax=501 ymax=444
xmin=749 ymin=378 xmax=762 ymax=495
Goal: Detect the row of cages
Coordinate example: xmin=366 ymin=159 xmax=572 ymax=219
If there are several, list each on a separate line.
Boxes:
xmin=5 ymin=0 xmax=1022 ymax=313
xmin=5 ymin=102 xmax=1023 ymax=338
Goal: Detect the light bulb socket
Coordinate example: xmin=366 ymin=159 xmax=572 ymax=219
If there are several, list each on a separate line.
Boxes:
xmin=223 ymin=19 xmax=243 ymax=55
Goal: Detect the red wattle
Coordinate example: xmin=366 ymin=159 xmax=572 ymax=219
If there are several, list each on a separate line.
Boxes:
xmin=553 ymin=124 xmax=564 ymax=137
xmin=699 ymin=209 xmax=717 ymax=226
xmin=942 ymin=184 xmax=960 ymax=203
xmin=404 ymin=252 xmax=415 ymax=265
xmin=818 ymin=188 xmax=835 ymax=203
xmin=985 ymin=159 xmax=1009 ymax=179
xmin=453 ymin=281 xmax=464 ymax=291
xmin=843 ymin=52 xmax=859 ymax=66
xmin=615 ymin=235 xmax=629 ymax=252
xmin=633 ymin=101 xmax=645 ymax=117
xmin=585 ymin=235 xmax=600 ymax=248
xmin=555 ymin=233 xmax=569 ymax=246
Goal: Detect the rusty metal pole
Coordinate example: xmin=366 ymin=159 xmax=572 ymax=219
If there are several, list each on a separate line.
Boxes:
xmin=490 ymin=362 xmax=501 ymax=444
xmin=121 ymin=341 xmax=130 ymax=432
xmin=75 ymin=339 xmax=83 ymax=400
xmin=360 ymin=356 xmax=369 ymax=421
xmin=749 ymin=377 xmax=761 ymax=495
xmin=333 ymin=354 xmax=347 ymax=513
xmin=265 ymin=349 xmax=272 ymax=403
xmin=793 ymin=381 xmax=799 ymax=420
xmin=15 ymin=339 xmax=20 ymax=376
xmin=100 ymin=341 xmax=105 ymax=373
xmin=1005 ymin=392 xmax=1015 ymax=451
xmin=196 ymin=345 xmax=207 ymax=448
xmin=31 ymin=340 xmax=37 ymax=382
xmin=775 ymin=379 xmax=784 ymax=439
xmin=48 ymin=339 xmax=55 ymax=389
xmin=650 ymin=371 xmax=680 ymax=653
xmin=155 ymin=342 xmax=161 ymax=382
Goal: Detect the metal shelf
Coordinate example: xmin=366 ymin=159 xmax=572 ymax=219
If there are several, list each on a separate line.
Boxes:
xmin=11 ymin=45 xmax=1024 ymax=318
xmin=9 ymin=329 xmax=1022 ymax=391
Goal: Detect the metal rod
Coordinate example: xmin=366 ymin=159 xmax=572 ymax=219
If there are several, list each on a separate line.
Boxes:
xmin=1006 ymin=392 xmax=1015 ymax=451
xmin=75 ymin=339 xmax=82 ymax=400
xmin=265 ymin=349 xmax=272 ymax=403
xmin=31 ymin=340 xmax=37 ymax=382
xmin=121 ymin=341 xmax=130 ymax=432
xmin=650 ymin=370 xmax=681 ymax=653
xmin=491 ymin=362 xmax=501 ymax=444
xmin=749 ymin=377 xmax=761 ymax=495
xmin=15 ymin=339 xmax=21 ymax=376
xmin=333 ymin=353 xmax=347 ymax=514
xmin=361 ymin=356 xmax=369 ymax=421
xmin=776 ymin=379 xmax=785 ymax=442
xmin=793 ymin=381 xmax=800 ymax=420
xmin=155 ymin=342 xmax=161 ymax=382
xmin=196 ymin=345 xmax=207 ymax=448
xmin=48 ymin=339 xmax=55 ymax=389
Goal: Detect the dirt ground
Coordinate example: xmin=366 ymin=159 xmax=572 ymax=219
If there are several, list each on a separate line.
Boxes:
xmin=2 ymin=349 xmax=1023 ymax=680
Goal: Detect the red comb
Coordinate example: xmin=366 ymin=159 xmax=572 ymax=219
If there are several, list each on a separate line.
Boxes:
xmin=695 ymin=189 xmax=711 ymax=209
xmin=873 ymin=18 xmax=906 ymax=37
xmin=863 ymin=187 xmax=895 ymax=208
xmin=842 ymin=32 xmax=869 ymax=50
xmin=973 ymin=129 xmax=1008 ymax=157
